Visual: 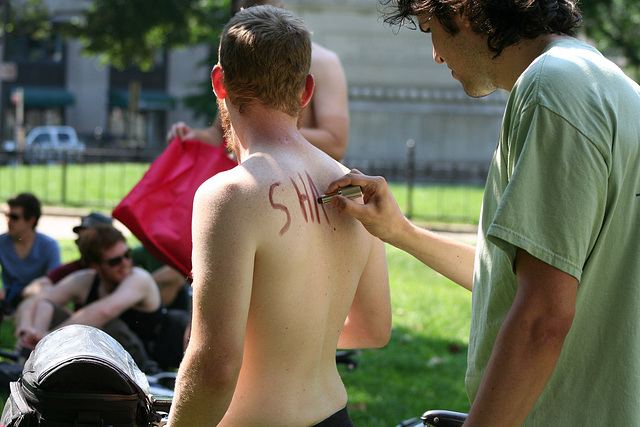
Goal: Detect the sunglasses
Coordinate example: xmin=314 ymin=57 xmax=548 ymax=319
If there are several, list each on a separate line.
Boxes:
xmin=104 ymin=249 xmax=132 ymax=267
xmin=4 ymin=212 xmax=21 ymax=221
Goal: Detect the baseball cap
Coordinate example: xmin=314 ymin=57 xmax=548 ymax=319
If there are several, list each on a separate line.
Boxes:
xmin=73 ymin=212 xmax=113 ymax=234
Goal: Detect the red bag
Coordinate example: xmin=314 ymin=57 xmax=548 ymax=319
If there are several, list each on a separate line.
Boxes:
xmin=113 ymin=137 xmax=237 ymax=277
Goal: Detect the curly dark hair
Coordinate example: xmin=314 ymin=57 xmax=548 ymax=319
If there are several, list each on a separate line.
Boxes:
xmin=380 ymin=0 xmax=582 ymax=57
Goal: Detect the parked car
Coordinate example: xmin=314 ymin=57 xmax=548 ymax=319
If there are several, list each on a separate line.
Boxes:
xmin=1 ymin=126 xmax=85 ymax=164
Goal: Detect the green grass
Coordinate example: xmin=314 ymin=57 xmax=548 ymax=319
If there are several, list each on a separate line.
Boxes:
xmin=342 ymin=245 xmax=472 ymax=426
xmin=0 ymin=241 xmax=474 ymax=424
xmin=0 ymin=163 xmax=149 ymax=208
xmin=0 ymin=162 xmax=484 ymax=223
xmin=0 ymin=164 xmax=481 ymax=422
xmin=389 ymin=183 xmax=483 ymax=225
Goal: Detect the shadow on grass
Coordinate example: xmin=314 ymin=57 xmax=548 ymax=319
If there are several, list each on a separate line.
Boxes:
xmin=340 ymin=325 xmax=471 ymax=427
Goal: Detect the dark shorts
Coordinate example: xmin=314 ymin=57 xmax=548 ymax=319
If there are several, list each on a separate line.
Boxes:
xmin=147 ymin=309 xmax=191 ymax=369
xmin=311 ymin=407 xmax=354 ymax=427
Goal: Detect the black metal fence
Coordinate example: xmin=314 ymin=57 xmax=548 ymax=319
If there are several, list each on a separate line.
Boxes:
xmin=0 ymin=146 xmax=486 ymax=223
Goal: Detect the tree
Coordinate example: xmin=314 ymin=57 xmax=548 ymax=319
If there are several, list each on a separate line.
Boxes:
xmin=578 ymin=0 xmax=640 ymax=81
xmin=61 ymin=0 xmax=230 ymax=120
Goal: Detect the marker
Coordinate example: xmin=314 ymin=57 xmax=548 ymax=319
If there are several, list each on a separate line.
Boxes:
xmin=317 ymin=185 xmax=362 ymax=204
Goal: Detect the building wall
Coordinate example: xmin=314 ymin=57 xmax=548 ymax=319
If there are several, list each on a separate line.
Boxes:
xmin=165 ymin=45 xmax=213 ymax=132
xmin=66 ymin=40 xmax=109 ymax=137
xmin=287 ymin=0 xmax=506 ymax=166
xmin=57 ymin=0 xmax=506 ymax=166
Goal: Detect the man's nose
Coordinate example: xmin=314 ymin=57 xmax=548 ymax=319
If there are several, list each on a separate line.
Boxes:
xmin=433 ymin=46 xmax=445 ymax=64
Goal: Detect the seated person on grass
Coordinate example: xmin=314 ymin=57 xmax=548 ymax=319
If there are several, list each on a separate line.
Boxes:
xmin=131 ymin=245 xmax=191 ymax=312
xmin=21 ymin=212 xmax=113 ymax=299
xmin=14 ymin=224 xmax=188 ymax=372
xmin=0 ymin=193 xmax=60 ymax=313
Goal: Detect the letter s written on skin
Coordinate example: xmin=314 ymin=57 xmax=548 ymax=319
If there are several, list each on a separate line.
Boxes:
xmin=269 ymin=171 xmax=330 ymax=236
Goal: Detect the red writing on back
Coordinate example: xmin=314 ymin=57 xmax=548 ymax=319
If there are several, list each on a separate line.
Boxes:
xmin=269 ymin=172 xmax=330 ymax=235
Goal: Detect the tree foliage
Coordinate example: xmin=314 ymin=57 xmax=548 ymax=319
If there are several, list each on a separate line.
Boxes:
xmin=579 ymin=0 xmax=640 ymax=80
xmin=60 ymin=0 xmax=230 ymax=120
xmin=61 ymin=0 xmax=229 ymax=71
xmin=4 ymin=0 xmax=638 ymax=121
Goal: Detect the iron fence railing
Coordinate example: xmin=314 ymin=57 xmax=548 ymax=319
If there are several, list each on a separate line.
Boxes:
xmin=0 ymin=147 xmax=486 ymax=224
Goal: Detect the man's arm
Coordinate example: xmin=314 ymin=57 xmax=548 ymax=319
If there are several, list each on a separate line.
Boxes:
xmin=165 ymin=117 xmax=224 ymax=146
xmin=15 ymin=269 xmax=93 ymax=343
xmin=57 ymin=268 xmax=153 ymax=329
xmin=151 ymin=265 xmax=186 ymax=307
xmin=464 ymin=249 xmax=577 ymax=426
xmin=325 ymin=171 xmax=475 ymax=291
xmin=338 ymin=237 xmax=391 ymax=349
xmin=169 ymin=177 xmax=255 ymax=426
xmin=301 ymin=44 xmax=349 ymax=161
xmin=21 ymin=276 xmax=53 ymax=299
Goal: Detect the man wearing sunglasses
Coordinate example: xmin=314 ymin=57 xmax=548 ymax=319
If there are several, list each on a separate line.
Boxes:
xmin=0 ymin=193 xmax=60 ymax=313
xmin=20 ymin=211 xmax=113 ymax=299
xmin=15 ymin=225 xmax=186 ymax=373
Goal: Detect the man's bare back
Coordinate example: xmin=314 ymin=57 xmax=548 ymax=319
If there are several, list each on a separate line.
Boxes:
xmin=192 ymin=140 xmax=389 ymax=425
xmin=168 ymin=7 xmax=390 ymax=425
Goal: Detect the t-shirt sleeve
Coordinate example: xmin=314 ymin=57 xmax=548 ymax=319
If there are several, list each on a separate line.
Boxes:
xmin=486 ymin=104 xmax=608 ymax=281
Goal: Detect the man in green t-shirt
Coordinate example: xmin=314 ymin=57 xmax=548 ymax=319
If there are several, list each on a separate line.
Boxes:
xmin=324 ymin=0 xmax=640 ymax=425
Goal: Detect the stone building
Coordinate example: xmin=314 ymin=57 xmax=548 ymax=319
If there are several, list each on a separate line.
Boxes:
xmin=1 ymin=0 xmax=507 ymax=176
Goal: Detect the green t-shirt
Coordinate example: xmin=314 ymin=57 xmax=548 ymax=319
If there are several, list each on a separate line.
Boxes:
xmin=467 ymin=39 xmax=640 ymax=424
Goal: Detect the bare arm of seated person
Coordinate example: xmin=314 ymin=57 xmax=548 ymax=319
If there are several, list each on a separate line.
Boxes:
xmin=21 ymin=276 xmax=54 ymax=299
xmin=15 ymin=267 xmax=157 ymax=347
xmin=56 ymin=267 xmax=158 ymax=330
xmin=151 ymin=264 xmax=186 ymax=307
xmin=15 ymin=269 xmax=95 ymax=347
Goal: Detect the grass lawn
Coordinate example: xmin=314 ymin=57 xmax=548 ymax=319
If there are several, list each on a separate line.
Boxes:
xmin=0 ymin=162 xmax=484 ymax=223
xmin=343 ymin=245 xmax=472 ymax=426
xmin=0 ymin=168 xmax=481 ymax=422
xmin=0 ymin=241 xmax=474 ymax=423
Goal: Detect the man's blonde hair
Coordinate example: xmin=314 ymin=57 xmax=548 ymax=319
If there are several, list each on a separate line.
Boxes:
xmin=218 ymin=5 xmax=311 ymax=117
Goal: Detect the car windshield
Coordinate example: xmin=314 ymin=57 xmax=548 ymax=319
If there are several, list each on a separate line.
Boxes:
xmin=32 ymin=134 xmax=51 ymax=146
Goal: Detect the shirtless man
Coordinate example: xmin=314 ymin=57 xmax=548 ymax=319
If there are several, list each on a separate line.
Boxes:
xmin=167 ymin=6 xmax=390 ymax=426
xmin=14 ymin=225 xmax=183 ymax=372
xmin=166 ymin=0 xmax=350 ymax=161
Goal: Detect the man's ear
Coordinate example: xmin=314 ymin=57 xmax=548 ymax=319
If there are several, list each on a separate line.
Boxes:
xmin=211 ymin=64 xmax=227 ymax=99
xmin=301 ymin=74 xmax=314 ymax=108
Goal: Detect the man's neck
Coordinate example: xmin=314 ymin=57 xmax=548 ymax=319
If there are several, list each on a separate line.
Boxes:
xmin=500 ymin=34 xmax=573 ymax=91
xmin=232 ymin=106 xmax=304 ymax=162
xmin=12 ymin=229 xmax=35 ymax=246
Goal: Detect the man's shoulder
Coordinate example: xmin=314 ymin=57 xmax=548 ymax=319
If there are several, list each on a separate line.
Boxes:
xmin=128 ymin=266 xmax=156 ymax=285
xmin=311 ymin=42 xmax=342 ymax=67
xmin=196 ymin=164 xmax=259 ymax=201
xmin=48 ymin=259 xmax=84 ymax=281
xmin=58 ymin=268 xmax=96 ymax=289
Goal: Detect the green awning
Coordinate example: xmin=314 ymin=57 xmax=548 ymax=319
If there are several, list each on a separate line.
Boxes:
xmin=110 ymin=89 xmax=176 ymax=110
xmin=9 ymin=86 xmax=75 ymax=108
